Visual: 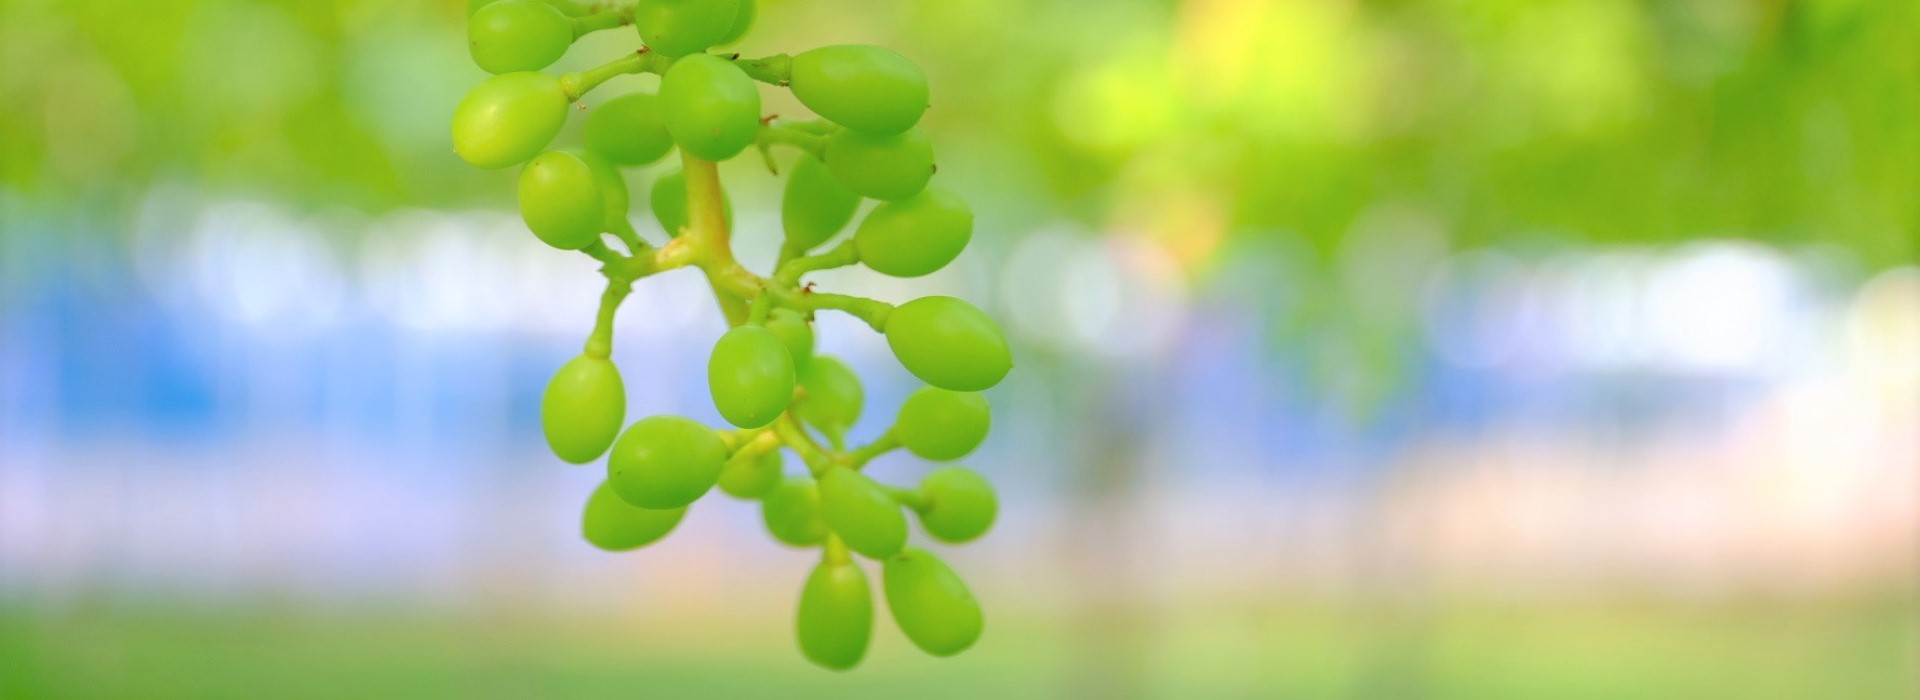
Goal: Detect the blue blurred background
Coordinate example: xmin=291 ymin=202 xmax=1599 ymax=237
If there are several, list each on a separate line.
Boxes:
xmin=2 ymin=0 xmax=1915 ymax=697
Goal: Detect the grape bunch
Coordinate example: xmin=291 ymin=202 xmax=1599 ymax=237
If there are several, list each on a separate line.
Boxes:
xmin=455 ymin=0 xmax=1010 ymax=670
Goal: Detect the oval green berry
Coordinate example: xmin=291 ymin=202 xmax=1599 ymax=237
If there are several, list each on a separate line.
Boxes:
xmin=855 ymin=187 xmax=972 ymax=277
xmin=717 ymin=446 xmax=783 ymax=499
xmin=763 ymin=476 xmax=827 ymax=546
xmin=824 ymin=127 xmax=933 ymax=201
xmin=468 ymin=0 xmax=573 ymax=74
xmin=716 ymin=0 xmax=755 ymax=46
xmin=708 ymin=325 xmax=796 ymax=429
xmin=518 ymin=150 xmax=605 ymax=250
xmin=884 ymin=296 xmax=1012 ymax=391
xmin=632 ymin=0 xmax=741 ymax=57
xmin=763 ymin=308 xmax=815 ymax=376
xmin=796 ymin=559 xmax=871 ymax=670
xmin=584 ymin=91 xmax=675 ymax=166
xmin=781 ymin=153 xmax=861 ymax=253
xmin=819 ymin=467 xmax=907 ymax=559
xmin=790 ymin=45 xmax=929 ymax=134
xmin=894 ymin=387 xmax=988 ymax=461
xmin=452 ymin=71 xmax=569 ymax=170
xmin=659 ymin=52 xmax=761 ymax=161
xmin=541 ymin=354 xmax=626 ymax=464
xmin=796 ymin=354 xmax=862 ymax=440
xmin=582 ymin=480 xmax=687 ymax=551
xmin=651 ymin=168 xmax=733 ymax=236
xmin=578 ymin=150 xmax=631 ymax=235
xmin=607 ymin=415 xmax=727 ymax=509
xmin=916 ymin=466 xmax=997 ymax=543
xmin=883 ymin=547 xmax=983 ymax=657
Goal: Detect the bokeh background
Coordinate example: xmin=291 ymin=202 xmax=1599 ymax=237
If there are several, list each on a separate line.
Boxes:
xmin=3 ymin=0 xmax=1916 ymax=697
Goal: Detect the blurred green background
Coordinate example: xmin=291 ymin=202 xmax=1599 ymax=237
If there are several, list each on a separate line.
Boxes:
xmin=1 ymin=0 xmax=1915 ymax=697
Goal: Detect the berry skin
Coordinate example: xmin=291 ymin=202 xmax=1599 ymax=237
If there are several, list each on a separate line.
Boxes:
xmin=708 ymin=325 xmax=797 ymax=429
xmin=795 ymin=354 xmax=863 ymax=440
xmin=452 ymin=72 xmax=569 ymax=170
xmin=660 ymin=52 xmax=761 ymax=161
xmin=796 ymin=559 xmax=872 ymax=670
xmin=819 ymin=466 xmax=907 ymax=559
xmin=763 ymin=476 xmax=828 ymax=546
xmin=607 ymin=415 xmax=727 ymax=509
xmin=584 ymin=92 xmax=675 ymax=166
xmin=781 ymin=153 xmax=861 ymax=253
xmin=790 ymin=45 xmax=929 ymax=134
xmin=884 ymin=296 xmax=1013 ymax=392
xmin=518 ymin=151 xmax=605 ymax=250
xmin=633 ymin=0 xmax=742 ymax=57
xmin=894 ymin=387 xmax=988 ymax=461
xmin=855 ymin=187 xmax=972 ymax=277
xmin=824 ymin=127 xmax=934 ymax=201
xmin=763 ymin=308 xmax=816 ymax=375
xmin=717 ymin=446 xmax=783 ymax=499
xmin=883 ymin=547 xmax=983 ymax=656
xmin=582 ymin=480 xmax=687 ymax=551
xmin=915 ymin=466 xmax=997 ymax=543
xmin=468 ymin=0 xmax=573 ymax=74
xmin=650 ymin=169 xmax=734 ymax=237
xmin=541 ymin=354 xmax=626 ymax=464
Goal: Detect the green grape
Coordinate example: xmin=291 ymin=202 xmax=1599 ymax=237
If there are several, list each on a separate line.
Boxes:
xmin=796 ymin=559 xmax=871 ymax=670
xmin=708 ymin=325 xmax=796 ymax=429
xmin=518 ymin=150 xmax=606 ymax=250
xmin=915 ymin=466 xmax=996 ymax=543
xmin=659 ymin=53 xmax=760 ymax=160
xmin=583 ymin=92 xmax=674 ymax=166
xmin=763 ymin=476 xmax=828 ymax=546
xmin=781 ymin=153 xmax=861 ymax=253
xmin=883 ymin=547 xmax=984 ymax=656
xmin=716 ymin=0 xmax=755 ymax=46
xmin=651 ymin=169 xmax=734 ymax=236
xmin=894 ymin=387 xmax=988 ymax=461
xmin=818 ymin=467 xmax=907 ymax=559
xmin=632 ymin=0 xmax=741 ymax=57
xmin=790 ymin=45 xmax=929 ymax=134
xmin=467 ymin=0 xmax=502 ymax=17
xmin=884 ymin=296 xmax=1012 ymax=391
xmin=796 ymin=354 xmax=862 ymax=440
xmin=578 ymin=150 xmax=631 ymax=234
xmin=854 ymin=187 xmax=972 ymax=277
xmin=608 ymin=415 xmax=727 ymax=508
xmin=582 ymin=480 xmax=687 ymax=551
xmin=468 ymin=0 xmax=574 ymax=74
xmin=452 ymin=72 xmax=569 ymax=170
xmin=824 ymin=127 xmax=933 ymax=201
xmin=717 ymin=446 xmax=783 ymax=499
xmin=763 ymin=308 xmax=815 ymax=375
xmin=540 ymin=353 xmax=626 ymax=464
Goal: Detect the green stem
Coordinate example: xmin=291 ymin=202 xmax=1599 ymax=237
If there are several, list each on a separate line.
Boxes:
xmin=843 ymin=430 xmax=899 ymax=469
xmin=610 ymin=217 xmax=651 ymax=256
xmin=682 ymin=151 xmax=752 ymax=326
xmin=774 ymin=240 xmax=859 ymax=287
xmin=584 ymin=277 xmax=632 ymax=358
xmin=823 ymin=534 xmax=851 ymax=565
xmin=734 ymin=53 xmax=792 ymax=86
xmin=756 ymin=123 xmax=830 ymax=159
xmin=560 ymin=50 xmax=671 ymax=101
xmin=773 ymin=289 xmax=893 ymax=332
xmin=570 ymin=4 xmax=632 ymax=37
xmin=772 ymin=412 xmax=834 ymax=475
xmin=883 ymin=484 xmax=928 ymax=511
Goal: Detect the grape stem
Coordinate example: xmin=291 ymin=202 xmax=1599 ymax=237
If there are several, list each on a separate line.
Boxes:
xmin=774 ymin=239 xmax=859 ymax=287
xmin=584 ymin=276 xmax=631 ymax=358
xmin=560 ymin=50 xmax=672 ymax=102
xmin=734 ymin=54 xmax=793 ymax=86
xmin=772 ymin=412 xmax=835 ymax=475
xmin=570 ymin=4 xmax=633 ymax=38
xmin=882 ymin=484 xmax=929 ymax=511
xmin=843 ymin=430 xmax=900 ymax=469
xmin=823 ymin=534 xmax=852 ymax=565
xmin=756 ymin=122 xmax=830 ymax=160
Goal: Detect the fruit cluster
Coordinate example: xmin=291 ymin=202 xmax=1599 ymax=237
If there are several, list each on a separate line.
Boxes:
xmin=455 ymin=0 xmax=1010 ymax=670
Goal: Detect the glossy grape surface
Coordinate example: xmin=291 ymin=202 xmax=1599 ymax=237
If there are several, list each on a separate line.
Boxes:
xmin=468 ymin=0 xmax=573 ymax=74
xmin=763 ymin=476 xmax=828 ymax=546
xmin=518 ymin=150 xmax=606 ymax=250
xmin=819 ymin=467 xmax=907 ymax=559
xmin=883 ymin=547 xmax=983 ymax=656
xmin=824 ymin=127 xmax=933 ymax=201
xmin=452 ymin=72 xmax=569 ymax=170
xmin=797 ymin=559 xmax=871 ymax=670
xmin=796 ymin=354 xmax=862 ymax=439
xmin=541 ymin=354 xmax=626 ymax=464
xmin=717 ymin=446 xmax=782 ymax=498
xmin=660 ymin=52 xmax=760 ymax=161
xmin=893 ymin=387 xmax=988 ymax=461
xmin=781 ymin=153 xmax=861 ymax=253
xmin=633 ymin=0 xmax=741 ymax=56
xmin=583 ymin=480 xmax=687 ymax=551
xmin=608 ymin=415 xmax=727 ymax=509
xmin=790 ymin=45 xmax=928 ymax=134
xmin=884 ymin=296 xmax=1012 ymax=391
xmin=763 ymin=308 xmax=815 ymax=375
xmin=583 ymin=91 xmax=675 ymax=166
xmin=916 ymin=466 xmax=997 ymax=543
xmin=854 ymin=187 xmax=971 ymax=277
xmin=708 ymin=325 xmax=796 ymax=429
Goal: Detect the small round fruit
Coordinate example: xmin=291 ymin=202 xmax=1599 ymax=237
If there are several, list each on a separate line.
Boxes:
xmin=518 ymin=151 xmax=605 ymax=250
xmin=824 ymin=127 xmax=933 ymax=201
xmin=716 ymin=0 xmax=754 ymax=46
xmin=578 ymin=150 xmax=631 ymax=234
xmin=659 ymin=53 xmax=760 ymax=161
xmin=584 ymin=92 xmax=674 ymax=166
xmin=894 ymin=387 xmax=988 ymax=461
xmin=541 ymin=354 xmax=626 ymax=464
xmin=763 ymin=476 xmax=827 ymax=546
xmin=790 ymin=45 xmax=929 ymax=134
xmin=582 ymin=480 xmax=687 ymax=551
xmin=607 ymin=415 xmax=727 ymax=509
xmin=883 ymin=548 xmax=983 ymax=656
xmin=708 ymin=325 xmax=796 ymax=429
xmin=855 ymin=188 xmax=972 ymax=277
xmin=763 ymin=308 xmax=815 ymax=375
xmin=884 ymin=296 xmax=1012 ymax=391
xmin=916 ymin=466 xmax=997 ymax=543
xmin=797 ymin=559 xmax=871 ymax=670
xmin=632 ymin=0 xmax=741 ymax=56
xmin=781 ymin=153 xmax=861 ymax=253
xmin=819 ymin=467 xmax=907 ymax=559
xmin=651 ymin=169 xmax=734 ymax=236
xmin=717 ymin=446 xmax=783 ymax=499
xmin=796 ymin=355 xmax=862 ymax=439
xmin=452 ymin=72 xmax=569 ymax=169
xmin=468 ymin=0 xmax=573 ymax=74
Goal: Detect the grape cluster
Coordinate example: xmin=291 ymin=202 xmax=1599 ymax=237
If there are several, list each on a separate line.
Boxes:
xmin=456 ymin=0 xmax=1009 ymax=670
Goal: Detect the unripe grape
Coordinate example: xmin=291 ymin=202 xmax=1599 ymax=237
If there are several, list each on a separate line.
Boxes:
xmin=884 ymin=296 xmax=1012 ymax=391
xmin=578 ymin=150 xmax=631 ymax=234
xmin=452 ymin=72 xmax=569 ymax=170
xmin=790 ymin=45 xmax=929 ymax=135
xmin=659 ymin=53 xmax=760 ymax=161
xmin=582 ymin=480 xmax=687 ymax=551
xmin=763 ymin=476 xmax=827 ymax=546
xmin=708 ymin=325 xmax=796 ymax=429
xmin=632 ymin=0 xmax=741 ymax=57
xmin=894 ymin=387 xmax=988 ymax=461
xmin=796 ymin=559 xmax=871 ymax=670
xmin=781 ymin=154 xmax=861 ymax=253
xmin=855 ymin=187 xmax=971 ymax=277
xmin=468 ymin=0 xmax=573 ymax=74
xmin=467 ymin=0 xmax=502 ymax=16
xmin=541 ymin=354 xmax=626 ymax=464
xmin=518 ymin=151 xmax=605 ymax=250
xmin=818 ymin=467 xmax=907 ymax=559
xmin=915 ymin=466 xmax=996 ymax=543
xmin=650 ymin=169 xmax=733 ymax=236
xmin=584 ymin=92 xmax=674 ymax=166
xmin=717 ymin=446 xmax=782 ymax=499
xmin=882 ymin=548 xmax=983 ymax=656
xmin=824 ymin=127 xmax=933 ymax=201
xmin=716 ymin=0 xmax=755 ymax=46
xmin=763 ymin=308 xmax=815 ymax=375
xmin=608 ymin=415 xmax=727 ymax=509
xmin=796 ymin=354 xmax=862 ymax=439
